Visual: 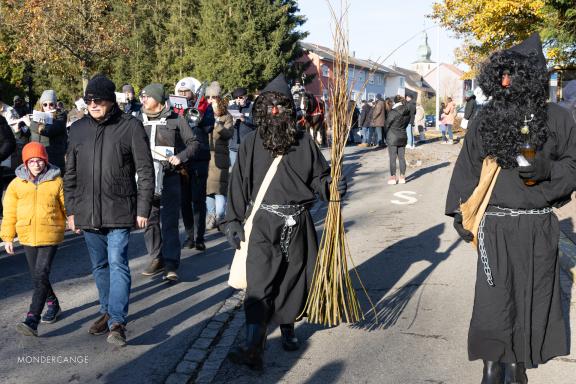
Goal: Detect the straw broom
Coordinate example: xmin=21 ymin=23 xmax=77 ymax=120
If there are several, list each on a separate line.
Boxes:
xmin=300 ymin=1 xmax=376 ymax=326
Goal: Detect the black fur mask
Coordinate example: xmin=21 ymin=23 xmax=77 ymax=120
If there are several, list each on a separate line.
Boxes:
xmin=253 ymin=91 xmax=297 ymax=157
xmin=476 ymin=50 xmax=548 ymax=169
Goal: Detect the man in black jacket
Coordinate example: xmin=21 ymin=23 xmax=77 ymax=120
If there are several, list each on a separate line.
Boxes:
xmin=138 ymin=83 xmax=200 ymax=281
xmin=64 ymin=75 xmax=154 ymax=347
xmin=0 ymin=115 xmax=16 ymax=217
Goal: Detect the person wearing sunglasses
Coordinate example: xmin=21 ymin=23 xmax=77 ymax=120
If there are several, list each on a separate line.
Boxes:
xmin=29 ymin=90 xmax=67 ymax=172
xmin=64 ymin=74 xmax=154 ymax=347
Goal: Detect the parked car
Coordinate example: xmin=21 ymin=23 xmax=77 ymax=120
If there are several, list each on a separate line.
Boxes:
xmin=425 ymin=115 xmax=436 ymax=128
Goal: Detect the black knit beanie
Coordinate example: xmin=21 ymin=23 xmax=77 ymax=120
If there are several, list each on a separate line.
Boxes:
xmin=85 ymin=75 xmax=116 ymax=102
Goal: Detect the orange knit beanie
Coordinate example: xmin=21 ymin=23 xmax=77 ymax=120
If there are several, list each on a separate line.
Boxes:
xmin=22 ymin=142 xmax=49 ymax=164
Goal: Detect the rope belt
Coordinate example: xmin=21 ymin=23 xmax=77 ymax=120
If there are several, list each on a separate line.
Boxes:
xmin=478 ymin=206 xmax=553 ymax=287
xmin=259 ymin=204 xmax=307 ymax=260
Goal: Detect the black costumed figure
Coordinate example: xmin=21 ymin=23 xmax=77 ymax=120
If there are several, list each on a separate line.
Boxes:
xmin=445 ymin=33 xmax=576 ymax=383
xmin=223 ymin=74 xmax=346 ymax=370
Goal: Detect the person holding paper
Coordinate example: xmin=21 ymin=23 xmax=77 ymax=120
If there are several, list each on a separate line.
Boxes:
xmin=137 ymin=83 xmax=200 ymax=282
xmin=445 ymin=34 xmax=576 ymax=383
xmin=228 ymin=87 xmax=255 ymax=168
xmin=29 ymin=90 xmax=67 ymax=172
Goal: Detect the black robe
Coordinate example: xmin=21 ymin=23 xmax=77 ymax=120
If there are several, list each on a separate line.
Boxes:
xmin=446 ymin=103 xmax=576 ymax=366
xmin=224 ymin=130 xmax=331 ymax=325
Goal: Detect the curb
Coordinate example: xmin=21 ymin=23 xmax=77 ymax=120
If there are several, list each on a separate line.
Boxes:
xmin=559 ymin=230 xmax=576 ymax=282
xmin=164 ymin=291 xmax=245 ymax=384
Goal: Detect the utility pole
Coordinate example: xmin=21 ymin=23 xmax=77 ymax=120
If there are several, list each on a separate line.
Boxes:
xmin=436 ymin=25 xmax=440 ymax=130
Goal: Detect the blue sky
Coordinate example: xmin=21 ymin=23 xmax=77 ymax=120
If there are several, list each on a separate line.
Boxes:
xmin=296 ymin=0 xmax=466 ymax=69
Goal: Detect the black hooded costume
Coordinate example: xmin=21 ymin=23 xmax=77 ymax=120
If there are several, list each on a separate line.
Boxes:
xmin=446 ymin=33 xmax=575 ymax=369
xmin=224 ymin=74 xmax=331 ymax=326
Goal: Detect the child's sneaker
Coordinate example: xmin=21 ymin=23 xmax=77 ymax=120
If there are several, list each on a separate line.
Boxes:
xmin=16 ymin=313 xmax=39 ymax=337
xmin=387 ymin=176 xmax=397 ymax=185
xmin=398 ymin=175 xmax=406 ymax=184
xmin=42 ymin=299 xmax=62 ymax=323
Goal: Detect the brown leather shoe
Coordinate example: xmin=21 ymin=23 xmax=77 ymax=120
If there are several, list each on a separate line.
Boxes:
xmin=88 ymin=313 xmax=110 ymax=335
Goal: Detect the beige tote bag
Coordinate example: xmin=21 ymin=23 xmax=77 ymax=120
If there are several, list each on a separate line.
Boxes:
xmin=228 ymin=155 xmax=283 ymax=289
xmin=460 ymin=157 xmax=501 ymax=248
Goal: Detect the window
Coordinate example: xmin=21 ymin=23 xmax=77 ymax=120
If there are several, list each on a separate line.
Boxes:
xmin=400 ymin=77 xmax=405 ymax=88
xmin=368 ymin=73 xmax=375 ymax=84
xmin=367 ymin=93 xmax=376 ymax=102
xmin=358 ymin=70 xmax=365 ymax=82
xmin=322 ymin=65 xmax=330 ymax=77
xmin=351 ymin=91 xmax=359 ymax=101
xmin=322 ymin=89 xmax=329 ymax=101
xmin=376 ymin=74 xmax=384 ymax=85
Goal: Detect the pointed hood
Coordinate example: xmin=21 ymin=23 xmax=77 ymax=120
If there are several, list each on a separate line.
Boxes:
xmin=503 ymin=32 xmax=546 ymax=68
xmin=260 ymin=74 xmax=292 ymax=99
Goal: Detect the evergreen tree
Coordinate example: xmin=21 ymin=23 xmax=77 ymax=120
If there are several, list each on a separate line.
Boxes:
xmin=191 ymin=0 xmax=307 ymax=92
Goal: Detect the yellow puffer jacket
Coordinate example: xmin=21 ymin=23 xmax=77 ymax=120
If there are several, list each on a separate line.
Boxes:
xmin=1 ymin=164 xmax=66 ymax=246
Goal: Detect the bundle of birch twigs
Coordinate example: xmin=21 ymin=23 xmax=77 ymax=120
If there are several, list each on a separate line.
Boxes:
xmin=301 ymin=1 xmax=375 ymax=326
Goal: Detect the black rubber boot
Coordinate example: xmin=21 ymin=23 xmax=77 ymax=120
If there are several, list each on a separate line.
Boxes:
xmin=482 ymin=360 xmax=504 ymax=384
xmin=280 ymin=323 xmax=300 ymax=351
xmin=228 ymin=323 xmax=267 ymax=371
xmin=504 ymin=362 xmax=528 ymax=384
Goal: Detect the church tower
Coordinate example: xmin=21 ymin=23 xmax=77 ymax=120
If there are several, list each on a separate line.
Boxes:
xmin=412 ymin=32 xmax=435 ymax=76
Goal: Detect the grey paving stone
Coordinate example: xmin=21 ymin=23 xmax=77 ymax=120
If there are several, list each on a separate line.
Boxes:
xmin=164 ymin=373 xmax=190 ymax=384
xmin=175 ymin=360 xmax=198 ymax=375
xmin=193 ymin=337 xmax=213 ymax=349
xmin=183 ymin=348 xmax=207 ymax=363
xmin=212 ymin=313 xmax=231 ymax=323
xmin=206 ymin=320 xmax=224 ymax=330
xmin=200 ymin=327 xmax=220 ymax=339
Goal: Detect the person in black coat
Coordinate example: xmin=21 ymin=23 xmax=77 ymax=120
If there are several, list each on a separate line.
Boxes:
xmin=64 ymin=75 xmax=154 ymax=346
xmin=0 ymin=115 xmax=16 ymax=217
xmin=228 ymin=87 xmax=255 ymax=167
xmin=463 ymin=90 xmax=477 ymax=126
xmin=445 ymin=33 xmax=575 ymax=383
xmin=224 ymin=74 xmax=346 ymax=371
xmin=385 ymin=95 xmax=410 ymax=184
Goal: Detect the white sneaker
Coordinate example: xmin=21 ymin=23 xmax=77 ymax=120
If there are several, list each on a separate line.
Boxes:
xmin=398 ymin=176 xmax=406 ymax=184
xmin=387 ymin=176 xmax=397 ymax=185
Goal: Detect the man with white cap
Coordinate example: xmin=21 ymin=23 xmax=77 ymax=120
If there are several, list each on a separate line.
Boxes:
xmin=174 ymin=77 xmax=213 ymax=251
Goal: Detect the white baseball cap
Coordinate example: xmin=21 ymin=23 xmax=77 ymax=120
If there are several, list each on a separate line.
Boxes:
xmin=175 ymin=77 xmax=202 ymax=94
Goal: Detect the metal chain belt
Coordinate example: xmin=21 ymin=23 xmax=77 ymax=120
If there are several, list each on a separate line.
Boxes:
xmin=478 ymin=206 xmax=553 ymax=287
xmin=259 ymin=204 xmax=306 ymax=260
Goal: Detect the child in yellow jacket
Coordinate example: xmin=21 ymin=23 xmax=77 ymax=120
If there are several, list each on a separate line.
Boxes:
xmin=1 ymin=142 xmax=66 ymax=336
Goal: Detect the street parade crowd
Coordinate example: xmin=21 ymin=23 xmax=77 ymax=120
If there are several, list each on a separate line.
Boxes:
xmin=1 ymin=32 xmax=576 ymax=383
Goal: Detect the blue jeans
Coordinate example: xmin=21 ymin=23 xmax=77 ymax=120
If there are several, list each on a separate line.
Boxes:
xmin=362 ymin=127 xmax=375 ymax=144
xmin=441 ymin=124 xmax=453 ymax=141
xmin=406 ymin=124 xmax=414 ymax=147
xmin=84 ymin=228 xmax=131 ymax=327
xmin=144 ymin=173 xmax=181 ymax=270
xmin=206 ymin=194 xmax=227 ymax=220
xmin=229 ymin=150 xmax=238 ymax=169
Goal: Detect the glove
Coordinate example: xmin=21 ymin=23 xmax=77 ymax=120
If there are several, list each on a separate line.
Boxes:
xmin=453 ymin=213 xmax=474 ymax=243
xmin=226 ymin=221 xmax=245 ymax=250
xmin=337 ymin=177 xmax=347 ymax=198
xmin=518 ymin=155 xmax=552 ymax=182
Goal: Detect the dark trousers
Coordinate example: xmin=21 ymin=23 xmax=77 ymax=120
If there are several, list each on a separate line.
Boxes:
xmin=144 ymin=173 xmax=182 ymax=270
xmin=181 ymin=162 xmax=208 ymax=243
xmin=0 ymin=167 xmax=4 ymax=215
xmin=388 ymin=145 xmax=406 ymax=176
xmin=23 ymin=245 xmax=58 ymax=317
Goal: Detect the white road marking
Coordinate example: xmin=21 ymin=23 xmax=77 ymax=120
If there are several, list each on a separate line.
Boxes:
xmin=391 ymin=191 xmax=418 ymax=205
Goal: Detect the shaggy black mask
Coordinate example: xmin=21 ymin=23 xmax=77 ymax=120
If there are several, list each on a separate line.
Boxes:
xmin=253 ymin=91 xmax=297 ymax=157
xmin=476 ymin=50 xmax=548 ymax=169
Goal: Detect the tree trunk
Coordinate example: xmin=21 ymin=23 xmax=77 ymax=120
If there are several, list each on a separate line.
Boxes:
xmin=81 ymin=65 xmax=89 ymax=93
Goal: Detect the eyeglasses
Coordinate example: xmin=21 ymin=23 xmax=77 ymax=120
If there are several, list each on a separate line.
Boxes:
xmin=42 ymin=103 xmax=55 ymax=107
xmin=27 ymin=159 xmax=45 ymax=165
xmin=236 ymin=96 xmax=246 ymax=100
xmin=83 ymin=98 xmax=105 ymax=105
